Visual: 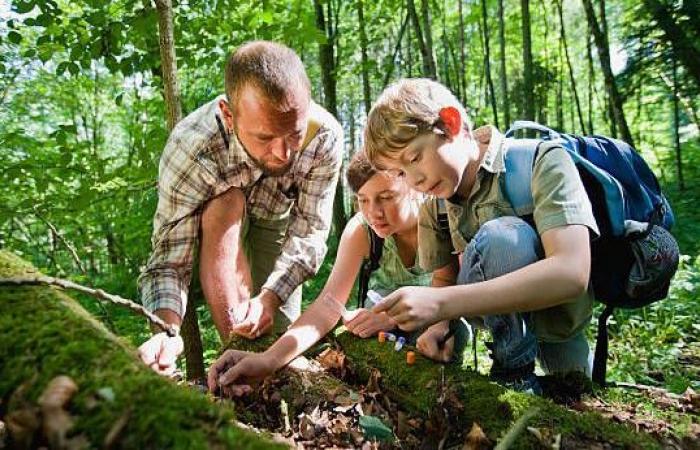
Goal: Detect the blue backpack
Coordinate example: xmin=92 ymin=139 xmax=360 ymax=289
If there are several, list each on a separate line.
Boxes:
xmin=503 ymin=121 xmax=679 ymax=385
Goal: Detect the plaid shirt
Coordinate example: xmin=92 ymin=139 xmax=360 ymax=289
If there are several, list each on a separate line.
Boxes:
xmin=138 ymin=95 xmax=343 ymax=319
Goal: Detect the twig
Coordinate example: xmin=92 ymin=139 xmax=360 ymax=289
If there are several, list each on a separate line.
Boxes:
xmin=32 ymin=209 xmax=87 ymax=274
xmin=611 ymin=381 xmax=682 ymax=400
xmin=494 ymin=407 xmax=540 ymax=450
xmin=0 ymin=276 xmax=177 ymax=337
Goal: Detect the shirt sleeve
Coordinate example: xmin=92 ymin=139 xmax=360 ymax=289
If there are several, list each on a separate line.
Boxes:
xmin=531 ymin=144 xmax=600 ymax=237
xmin=417 ymin=199 xmax=454 ymax=272
xmin=262 ymin=127 xmax=343 ymax=301
xmin=137 ymin=133 xmax=217 ymax=319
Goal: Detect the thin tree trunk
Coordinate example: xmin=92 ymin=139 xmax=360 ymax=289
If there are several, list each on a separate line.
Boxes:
xmin=357 ymin=0 xmax=371 ymax=116
xmin=458 ymin=0 xmax=467 ymax=104
xmin=383 ymin=11 xmax=410 ymax=89
xmin=420 ymin=0 xmax=437 ymax=79
xmin=521 ymin=0 xmax=535 ymax=123
xmin=315 ymin=0 xmax=347 ymax=234
xmin=154 ymin=0 xmax=182 ymax=131
xmin=586 ymin=27 xmax=595 ymax=134
xmin=481 ymin=0 xmax=499 ymax=128
xmin=582 ymin=0 xmax=635 ymax=147
xmin=497 ymin=0 xmax=510 ymax=127
xmin=154 ymin=0 xmax=204 ymax=382
xmin=406 ymin=0 xmax=436 ymax=79
xmin=556 ymin=0 xmax=586 ymax=133
xmin=556 ymin=38 xmax=564 ymax=130
xmin=672 ymin=58 xmax=685 ymax=190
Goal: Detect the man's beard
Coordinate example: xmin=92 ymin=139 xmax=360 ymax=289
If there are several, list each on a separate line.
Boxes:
xmin=234 ymin=126 xmax=297 ymax=176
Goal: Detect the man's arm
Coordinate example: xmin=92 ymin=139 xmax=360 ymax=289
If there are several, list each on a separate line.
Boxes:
xmin=261 ymin=127 xmax=344 ymax=302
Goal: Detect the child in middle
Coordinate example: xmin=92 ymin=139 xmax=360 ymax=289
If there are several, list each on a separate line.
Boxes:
xmin=207 ymin=151 xmax=463 ymax=396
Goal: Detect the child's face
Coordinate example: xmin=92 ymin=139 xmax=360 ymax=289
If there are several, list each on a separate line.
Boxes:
xmin=376 ymin=132 xmax=473 ymax=199
xmin=357 ymin=173 xmax=416 ymax=238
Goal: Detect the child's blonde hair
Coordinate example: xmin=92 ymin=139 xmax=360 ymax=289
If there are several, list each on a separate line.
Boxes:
xmin=363 ymin=78 xmax=472 ymax=167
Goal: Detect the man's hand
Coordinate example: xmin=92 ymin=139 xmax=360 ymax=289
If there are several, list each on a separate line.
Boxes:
xmin=207 ymin=350 xmax=276 ymax=397
xmin=138 ymin=332 xmax=184 ymax=376
xmin=230 ymin=289 xmax=280 ymax=339
xmin=371 ymin=286 xmax=446 ymax=331
xmin=416 ymin=321 xmax=454 ymax=362
xmin=344 ymin=308 xmax=396 ymax=338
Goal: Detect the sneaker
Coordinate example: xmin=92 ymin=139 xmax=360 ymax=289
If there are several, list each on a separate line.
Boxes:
xmin=489 ymin=361 xmax=542 ymax=395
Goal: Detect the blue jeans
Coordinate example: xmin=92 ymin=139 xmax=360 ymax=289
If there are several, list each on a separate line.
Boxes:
xmin=457 ymin=216 xmax=591 ymax=376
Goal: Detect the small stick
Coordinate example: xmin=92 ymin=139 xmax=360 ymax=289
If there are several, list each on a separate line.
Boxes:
xmin=494 ymin=407 xmax=540 ymax=450
xmin=0 ymin=276 xmax=177 ymax=337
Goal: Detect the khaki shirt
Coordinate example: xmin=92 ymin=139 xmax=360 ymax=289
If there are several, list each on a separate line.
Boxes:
xmin=418 ymin=126 xmax=599 ymax=342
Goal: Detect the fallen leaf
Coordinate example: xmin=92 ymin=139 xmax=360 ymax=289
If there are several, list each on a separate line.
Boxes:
xmin=317 ymin=348 xmax=346 ymax=371
xmin=38 ymin=376 xmax=78 ymax=450
xmin=462 ymin=422 xmax=491 ymax=450
xmin=5 ymin=408 xmax=39 ymax=449
xmin=527 ymin=426 xmax=561 ymax=450
xmin=96 ymin=387 xmax=115 ymax=403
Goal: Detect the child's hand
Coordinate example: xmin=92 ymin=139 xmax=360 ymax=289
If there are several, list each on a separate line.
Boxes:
xmin=416 ymin=321 xmax=454 ymax=362
xmin=207 ymin=350 xmax=276 ymax=397
xmin=344 ymin=308 xmax=396 ymax=338
xmin=372 ymin=286 xmax=445 ymax=331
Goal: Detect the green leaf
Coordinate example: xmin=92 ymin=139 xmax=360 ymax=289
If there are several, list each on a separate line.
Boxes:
xmin=67 ymin=62 xmax=80 ymax=76
xmin=358 ymin=415 xmax=394 ymax=442
xmin=8 ymin=31 xmax=22 ymax=45
xmin=14 ymin=0 xmax=35 ymax=14
xmin=115 ymin=92 xmax=124 ymax=106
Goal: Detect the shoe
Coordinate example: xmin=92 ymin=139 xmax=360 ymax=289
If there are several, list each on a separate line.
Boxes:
xmin=489 ymin=361 xmax=542 ymax=395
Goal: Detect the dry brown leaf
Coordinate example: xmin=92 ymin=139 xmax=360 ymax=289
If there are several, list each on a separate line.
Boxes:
xmin=38 ymin=376 xmax=78 ymax=450
xmin=462 ymin=422 xmax=491 ymax=450
xmin=5 ymin=408 xmax=40 ymax=449
xmin=317 ymin=348 xmax=346 ymax=371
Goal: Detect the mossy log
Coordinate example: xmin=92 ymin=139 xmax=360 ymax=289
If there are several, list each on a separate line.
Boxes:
xmin=0 ymin=251 xmax=284 ymax=450
xmin=333 ymin=331 xmax=661 ymax=449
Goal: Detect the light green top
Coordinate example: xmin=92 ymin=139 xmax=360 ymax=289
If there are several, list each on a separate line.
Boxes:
xmin=355 ymin=213 xmax=433 ymax=298
xmin=417 ymin=126 xmax=599 ymax=342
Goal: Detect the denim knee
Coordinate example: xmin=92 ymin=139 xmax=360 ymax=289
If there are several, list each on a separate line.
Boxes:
xmin=458 ymin=217 xmax=543 ymax=284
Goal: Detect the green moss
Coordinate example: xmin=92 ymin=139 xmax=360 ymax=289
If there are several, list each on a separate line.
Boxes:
xmin=334 ymin=331 xmax=660 ymax=449
xmin=0 ymin=251 xmax=284 ymax=450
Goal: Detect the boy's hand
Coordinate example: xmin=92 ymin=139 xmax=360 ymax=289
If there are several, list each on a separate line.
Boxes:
xmin=344 ymin=308 xmax=396 ymax=338
xmin=207 ymin=350 xmax=276 ymax=397
xmin=416 ymin=321 xmax=454 ymax=362
xmin=372 ymin=286 xmax=445 ymax=331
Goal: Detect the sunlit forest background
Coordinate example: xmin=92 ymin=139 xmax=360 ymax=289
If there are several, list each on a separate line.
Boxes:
xmin=0 ymin=0 xmax=698 ymax=395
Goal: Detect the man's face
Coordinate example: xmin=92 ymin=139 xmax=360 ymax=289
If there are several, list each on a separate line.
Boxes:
xmin=222 ymin=84 xmax=310 ymax=176
xmin=376 ymin=133 xmax=472 ymax=199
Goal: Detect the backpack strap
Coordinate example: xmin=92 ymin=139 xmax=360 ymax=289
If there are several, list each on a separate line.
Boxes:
xmin=436 ymin=198 xmax=450 ymax=233
xmin=357 ymin=227 xmax=385 ymax=308
xmin=592 ymin=304 xmax=615 ymax=386
xmin=301 ymin=118 xmax=321 ymax=150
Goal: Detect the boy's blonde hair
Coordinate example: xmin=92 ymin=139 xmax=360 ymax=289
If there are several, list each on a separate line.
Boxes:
xmin=363 ymin=78 xmax=472 ymax=167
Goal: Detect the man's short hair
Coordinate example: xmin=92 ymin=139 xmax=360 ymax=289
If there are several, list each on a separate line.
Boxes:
xmin=346 ymin=151 xmax=378 ymax=193
xmin=224 ymin=41 xmax=311 ymax=111
xmin=363 ymin=78 xmax=472 ymax=167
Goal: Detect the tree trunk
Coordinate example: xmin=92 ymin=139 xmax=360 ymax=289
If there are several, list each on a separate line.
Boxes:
xmin=481 ymin=0 xmax=499 ymax=128
xmin=556 ymin=0 xmax=586 ymax=134
xmin=382 ymin=11 xmax=410 ymax=90
xmin=154 ymin=0 xmax=205 ymax=382
xmin=406 ymin=0 xmax=436 ymax=79
xmin=315 ymin=0 xmax=347 ymax=234
xmin=154 ymin=0 xmax=182 ymax=131
xmin=420 ymin=0 xmax=437 ymax=79
xmin=521 ymin=0 xmax=535 ymax=124
xmin=586 ymin=27 xmax=595 ymax=134
xmin=672 ymin=58 xmax=685 ymax=190
xmin=582 ymin=0 xmax=635 ymax=147
xmin=643 ymin=0 xmax=700 ymax=89
xmin=0 ymin=251 xmax=280 ymax=450
xmin=458 ymin=0 xmax=467 ymax=104
xmin=556 ymin=38 xmax=564 ymax=130
xmin=357 ymin=0 xmax=372 ymax=116
xmin=497 ymin=0 xmax=510 ymax=128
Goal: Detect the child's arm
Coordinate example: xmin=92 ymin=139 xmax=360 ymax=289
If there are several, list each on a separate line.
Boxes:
xmin=374 ymin=224 xmax=590 ymax=330
xmin=208 ymin=215 xmax=369 ymax=393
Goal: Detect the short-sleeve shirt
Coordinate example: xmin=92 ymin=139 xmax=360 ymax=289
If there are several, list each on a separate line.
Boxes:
xmin=418 ymin=126 xmax=599 ymax=342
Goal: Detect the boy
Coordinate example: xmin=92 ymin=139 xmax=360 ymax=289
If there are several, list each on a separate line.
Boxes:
xmin=366 ymin=78 xmax=598 ymax=393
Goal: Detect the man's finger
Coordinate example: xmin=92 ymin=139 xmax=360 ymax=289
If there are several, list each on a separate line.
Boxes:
xmin=157 ymin=337 xmax=182 ymax=369
xmin=371 ymin=291 xmax=400 ymax=314
xmin=208 ymin=350 xmax=234 ymax=391
xmin=138 ymin=335 xmax=163 ymax=366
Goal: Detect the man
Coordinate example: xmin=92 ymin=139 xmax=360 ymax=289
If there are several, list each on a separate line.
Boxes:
xmin=138 ymin=41 xmax=344 ymax=375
